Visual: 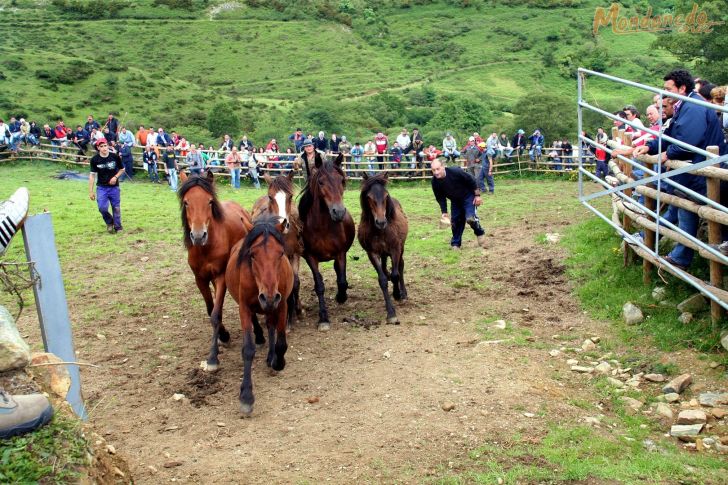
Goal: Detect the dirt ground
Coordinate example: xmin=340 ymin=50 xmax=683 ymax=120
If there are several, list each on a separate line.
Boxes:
xmin=11 ymin=205 xmax=724 ymax=483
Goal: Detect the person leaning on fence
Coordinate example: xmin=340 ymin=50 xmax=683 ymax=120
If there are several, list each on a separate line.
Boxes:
xmin=117 ymin=126 xmax=136 ymax=180
xmin=561 ymin=138 xmax=573 ymax=170
xmin=463 ymin=136 xmax=480 ymax=176
xmin=632 ymin=68 xmax=728 ymax=270
xmin=430 ymin=158 xmax=487 ymax=250
xmin=143 ymin=145 xmax=160 ymax=185
xmin=72 ymin=125 xmax=90 ymax=161
xmin=396 ymin=128 xmax=411 ymax=158
xmin=363 ymin=139 xmax=377 ymax=175
xmin=512 ymin=129 xmax=526 ymax=158
xmin=27 ymin=121 xmax=41 ymax=147
xmin=375 ymin=132 xmax=388 ymax=168
xmin=594 ymin=127 xmax=609 ymax=180
xmin=187 ymin=145 xmax=203 ymax=176
xmin=329 ymin=133 xmax=341 ymax=154
xmin=528 ymin=129 xmax=544 ymax=164
xmin=477 ymin=141 xmax=495 ymax=194
xmin=314 ymin=131 xmax=328 ymax=154
xmin=89 ymin=138 xmax=125 ymax=234
xmin=390 ymin=142 xmax=403 ymax=169
xmin=288 ymin=128 xmax=305 ymax=153
xmin=349 ymin=142 xmax=364 ymax=176
xmin=442 ymin=132 xmax=460 ymax=162
xmin=497 ymin=132 xmax=513 ymax=162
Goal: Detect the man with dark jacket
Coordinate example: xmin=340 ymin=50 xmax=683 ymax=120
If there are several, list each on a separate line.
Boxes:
xmin=313 ymin=131 xmax=328 ymax=153
xmin=105 ymin=113 xmax=119 ymax=137
xmin=84 ymin=115 xmax=100 ymax=134
xmin=633 ymin=68 xmax=727 ymax=270
xmin=73 ymin=125 xmax=90 ymax=159
xmin=430 ymin=159 xmax=486 ymax=250
xmin=512 ymin=129 xmax=526 ymax=158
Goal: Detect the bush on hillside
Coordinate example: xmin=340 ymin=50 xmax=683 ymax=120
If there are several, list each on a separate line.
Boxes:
xmin=509 ymin=92 xmax=575 ymax=141
xmin=51 ymin=0 xmax=128 ymax=19
xmin=425 ymin=97 xmax=490 ymax=134
xmin=207 ymin=102 xmax=242 ymax=138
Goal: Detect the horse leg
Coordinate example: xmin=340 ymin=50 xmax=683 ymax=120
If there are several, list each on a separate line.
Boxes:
xmin=333 ymin=252 xmax=349 ymax=304
xmin=211 ymin=275 xmax=230 ymax=345
xmin=367 ymin=252 xmax=398 ymax=324
xmin=292 ymin=254 xmax=303 ymax=318
xmin=239 ymin=305 xmax=256 ymax=416
xmin=195 ymin=276 xmax=214 ymax=316
xmin=398 ymin=251 xmax=408 ymax=300
xmin=381 ymin=254 xmax=391 ymax=281
xmin=253 ymin=314 xmax=265 ymax=346
xmin=286 ymin=292 xmax=296 ymax=334
xmin=266 ymin=322 xmax=276 ymax=367
xmin=304 ymin=254 xmax=330 ymax=331
xmin=390 ymin=250 xmax=402 ymax=302
xmin=270 ymin=301 xmax=288 ymax=371
xmin=198 ymin=276 xmax=222 ymax=372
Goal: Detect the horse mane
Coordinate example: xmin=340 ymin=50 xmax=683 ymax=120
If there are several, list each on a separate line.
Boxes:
xmin=179 ymin=175 xmax=224 ymax=248
xmin=298 ymin=161 xmax=346 ymax=222
xmin=268 ymin=174 xmax=294 ymax=197
xmin=237 ymin=216 xmax=286 ymax=267
xmin=360 ymin=173 xmax=395 ymax=223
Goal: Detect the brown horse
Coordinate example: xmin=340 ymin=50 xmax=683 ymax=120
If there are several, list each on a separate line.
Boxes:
xmin=357 ymin=173 xmax=409 ymax=324
xmin=298 ymin=153 xmax=355 ymax=331
xmin=225 ymin=217 xmax=293 ymax=415
xmin=178 ymin=170 xmax=256 ymax=373
xmin=251 ymin=172 xmax=303 ymax=327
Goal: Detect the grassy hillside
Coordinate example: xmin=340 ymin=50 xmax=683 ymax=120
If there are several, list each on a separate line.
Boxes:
xmin=0 ymin=0 xmax=680 ymax=146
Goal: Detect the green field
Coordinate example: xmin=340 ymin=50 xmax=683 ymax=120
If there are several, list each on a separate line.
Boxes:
xmin=0 ymin=0 xmax=680 ymax=146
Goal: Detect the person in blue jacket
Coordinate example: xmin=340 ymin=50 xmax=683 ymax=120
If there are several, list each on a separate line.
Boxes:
xmin=633 ymin=68 xmax=727 ymax=270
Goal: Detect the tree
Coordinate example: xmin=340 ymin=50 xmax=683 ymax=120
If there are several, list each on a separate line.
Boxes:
xmin=654 ymin=0 xmax=728 ymax=84
xmin=510 ymin=93 xmax=576 ymax=141
xmin=206 ymin=102 xmax=241 ymax=138
xmin=426 ymin=97 xmax=490 ymax=134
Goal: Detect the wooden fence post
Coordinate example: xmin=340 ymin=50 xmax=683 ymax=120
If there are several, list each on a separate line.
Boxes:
xmin=706 ymin=145 xmax=723 ymax=328
xmin=620 ymin=132 xmax=634 ymax=266
xmin=642 ymin=153 xmax=656 ymax=284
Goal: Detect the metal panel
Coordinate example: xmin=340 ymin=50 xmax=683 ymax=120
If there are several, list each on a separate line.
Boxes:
xmin=22 ymin=213 xmax=87 ymax=420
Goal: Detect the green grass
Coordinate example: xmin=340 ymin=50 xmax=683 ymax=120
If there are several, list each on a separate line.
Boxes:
xmin=0 ymin=413 xmax=88 ymax=483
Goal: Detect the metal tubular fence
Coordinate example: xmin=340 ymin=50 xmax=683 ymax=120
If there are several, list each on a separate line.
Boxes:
xmin=1 ymin=141 xmax=597 ymax=181
xmin=577 ymin=68 xmax=728 ymax=326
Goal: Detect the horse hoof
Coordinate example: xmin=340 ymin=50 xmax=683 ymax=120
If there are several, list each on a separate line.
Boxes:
xmin=239 ymin=402 xmax=253 ymax=416
xmin=200 ymin=361 xmax=219 ymax=372
xmin=268 ymin=368 xmax=279 ymax=377
xmin=387 ymin=316 xmax=400 ymax=325
xmin=318 ymin=322 xmax=331 ymax=332
xmin=217 ymin=338 xmax=231 ymax=348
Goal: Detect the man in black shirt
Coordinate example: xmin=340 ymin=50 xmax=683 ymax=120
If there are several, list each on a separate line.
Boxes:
xmin=88 ymin=138 xmax=125 ymax=233
xmin=431 ymin=159 xmax=486 ymax=250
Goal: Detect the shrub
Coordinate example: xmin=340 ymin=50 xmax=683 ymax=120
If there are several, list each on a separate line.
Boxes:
xmin=207 ymin=102 xmax=241 ymax=138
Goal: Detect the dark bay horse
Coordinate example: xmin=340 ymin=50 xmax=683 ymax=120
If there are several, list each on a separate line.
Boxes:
xmin=298 ymin=153 xmax=355 ymax=331
xmin=251 ymin=172 xmax=303 ymax=327
xmin=225 ymin=217 xmax=293 ymax=415
xmin=357 ymin=172 xmax=409 ymax=323
xmin=179 ymin=170 xmax=254 ymax=372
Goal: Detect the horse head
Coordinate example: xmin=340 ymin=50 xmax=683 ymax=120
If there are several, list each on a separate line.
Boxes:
xmin=361 ymin=172 xmax=392 ymax=230
xmin=313 ymin=153 xmax=347 ymax=223
xmin=238 ymin=217 xmax=288 ymax=312
xmin=179 ymin=171 xmax=222 ymax=247
xmin=264 ymin=171 xmax=295 ymax=234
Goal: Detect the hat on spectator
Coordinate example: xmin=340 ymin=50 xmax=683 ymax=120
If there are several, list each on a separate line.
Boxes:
xmin=478 ymin=142 xmax=486 ymax=148
xmin=517 ymin=129 xmax=525 ymax=134
xmin=468 ymin=136 xmax=475 ymax=141
xmin=446 ymin=132 xmax=451 ymax=136
xmin=302 ymin=139 xmax=313 ymax=147
xmin=95 ymin=138 xmax=108 ymax=147
xmin=341 ymin=136 xmax=347 ymax=141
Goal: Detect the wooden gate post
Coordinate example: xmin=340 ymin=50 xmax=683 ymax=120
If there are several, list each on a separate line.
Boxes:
xmin=706 ymin=146 xmax=724 ymax=328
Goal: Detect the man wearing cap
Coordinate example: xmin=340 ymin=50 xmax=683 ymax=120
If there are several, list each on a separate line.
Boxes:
xmin=296 ymin=139 xmax=324 ymax=179
xmin=430 ymin=158 xmax=487 ymax=250
xmin=89 ymin=138 xmax=125 ymax=233
xmin=528 ymin=129 xmax=544 ymax=164
xmin=288 ymin=128 xmax=305 ymax=152
xmin=512 ymin=129 xmax=526 ymax=158
xmin=442 ymin=133 xmax=459 ymax=163
xmin=463 ymin=136 xmax=480 ymax=176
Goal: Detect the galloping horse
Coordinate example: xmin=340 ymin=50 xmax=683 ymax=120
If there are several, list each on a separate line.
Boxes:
xmin=225 ymin=217 xmax=293 ymax=415
xmin=251 ymin=172 xmax=303 ymax=327
xmin=357 ymin=172 xmax=409 ymax=324
xmin=179 ymin=170 xmax=253 ymax=372
xmin=298 ymin=153 xmax=355 ymax=331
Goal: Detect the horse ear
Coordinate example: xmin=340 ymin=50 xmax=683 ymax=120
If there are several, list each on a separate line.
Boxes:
xmin=362 ymin=172 xmax=369 ymax=180
xmin=274 ymin=219 xmax=286 ymax=235
xmin=263 ymin=173 xmax=273 ymax=185
xmin=382 ymin=171 xmax=389 ymax=181
xmin=286 ymin=169 xmax=294 ymax=181
xmin=334 ymin=153 xmax=344 ymax=167
xmin=179 ymin=170 xmax=188 ymax=182
xmin=206 ymin=169 xmax=215 ymax=184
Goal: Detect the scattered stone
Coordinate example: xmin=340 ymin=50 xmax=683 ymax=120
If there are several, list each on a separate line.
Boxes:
xmin=644 ymin=374 xmax=666 ymax=383
xmin=172 ymin=393 xmax=186 ymax=401
xmin=678 ymin=312 xmax=693 ymax=324
xmin=677 ymin=294 xmax=707 ymax=313
xmin=703 ymin=437 xmax=716 ymax=446
xmin=307 ymin=396 xmax=320 ymax=404
xmin=663 ymin=374 xmax=692 ymax=395
xmin=594 ymin=362 xmax=612 ymax=375
xmin=711 ymin=408 xmax=726 ymax=420
xmin=716 ymin=442 xmax=728 ymax=454
xmin=112 ymin=467 xmax=125 ymax=478
xmin=30 ymin=353 xmax=72 ymax=398
xmin=0 ymin=305 xmax=31 ymax=372
xmin=677 ymin=410 xmax=707 ymax=425
xmin=566 ymin=359 xmax=579 ymax=366
xmin=643 ymin=439 xmax=658 ymax=452
xmin=96 ymin=334 xmax=106 ymax=340
xmin=571 ymin=366 xmax=594 ymax=373
xmin=652 ymin=287 xmax=667 ymax=302
xmin=670 ymin=424 xmax=704 ymax=442
xmin=383 ymin=350 xmax=391 ymax=359
xmin=582 ymin=339 xmax=596 ymax=352
xmin=106 ymin=444 xmax=116 ymax=455
xmin=491 ymin=320 xmax=507 ymax=330
xmin=665 ymin=393 xmax=680 ymax=403
xmin=140 ymin=256 xmax=149 ymax=262
xmin=584 ymin=416 xmax=601 ymax=426
xmin=549 ymin=350 xmax=561 ymax=357
xmin=709 ymin=362 xmax=720 ymax=369
xmin=607 ymin=377 xmax=624 ymax=388
xmin=441 ymin=402 xmax=456 ymax=412
xmin=698 ymin=392 xmax=728 ymax=407
xmin=163 ymin=461 xmax=183 ymax=468
xmin=523 ymin=412 xmax=536 ymax=418
xmin=590 ymin=336 xmax=601 ymax=343
xmin=545 ymin=233 xmax=561 ymax=244
xmin=621 ymin=397 xmax=644 ymax=414
xmin=622 ymin=302 xmax=644 ymax=325
xmin=655 ymin=403 xmax=674 ymax=420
